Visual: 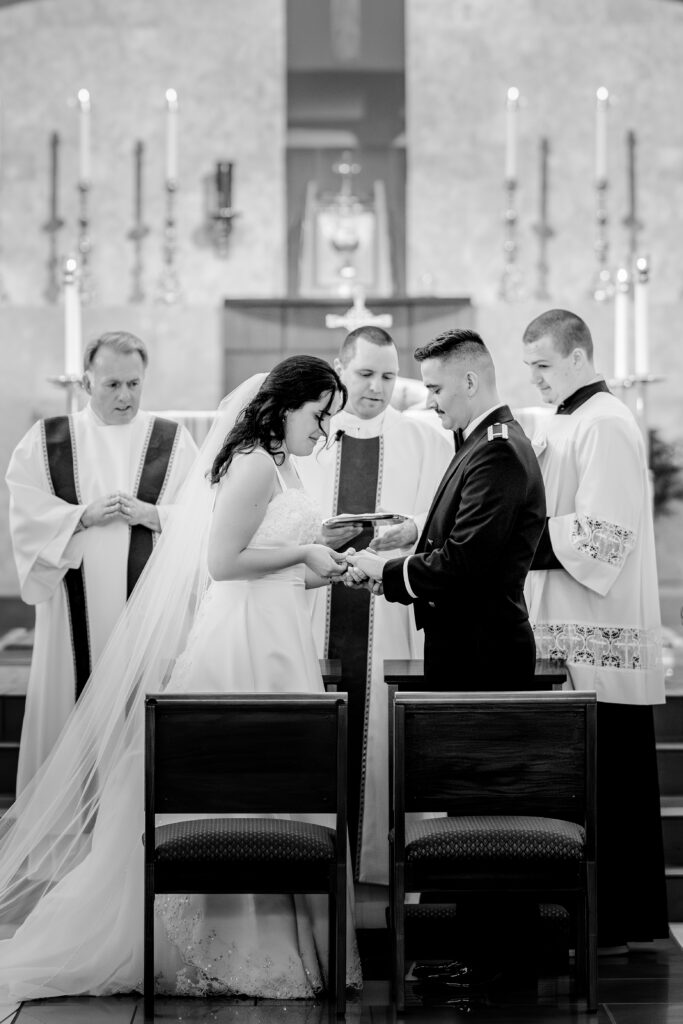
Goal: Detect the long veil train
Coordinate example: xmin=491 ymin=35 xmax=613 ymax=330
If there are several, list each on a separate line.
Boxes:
xmin=0 ymin=376 xmax=269 ymax=998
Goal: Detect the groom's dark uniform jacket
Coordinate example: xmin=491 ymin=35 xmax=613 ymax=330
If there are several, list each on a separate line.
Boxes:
xmin=383 ymin=406 xmax=546 ymax=689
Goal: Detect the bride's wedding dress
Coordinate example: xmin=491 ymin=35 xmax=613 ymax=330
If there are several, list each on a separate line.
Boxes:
xmin=0 ymin=393 xmax=361 ymax=1001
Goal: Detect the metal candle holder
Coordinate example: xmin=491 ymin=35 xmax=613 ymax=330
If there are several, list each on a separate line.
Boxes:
xmin=77 ymin=182 xmax=95 ymax=304
xmin=156 ymin=180 xmax=181 ymax=304
xmin=499 ymin=178 xmax=523 ymax=301
xmin=210 ymin=207 xmax=240 ymax=259
xmin=591 ymin=178 xmax=613 ymax=302
xmin=128 ymin=222 xmax=150 ymax=303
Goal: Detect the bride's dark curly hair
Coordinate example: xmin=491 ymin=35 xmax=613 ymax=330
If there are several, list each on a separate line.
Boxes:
xmin=210 ymin=355 xmax=347 ymax=484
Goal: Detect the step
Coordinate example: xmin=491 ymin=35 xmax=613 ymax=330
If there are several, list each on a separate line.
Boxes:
xmin=661 ymin=801 xmax=683 ymax=864
xmin=656 ymin=743 xmax=683 ymax=796
xmin=655 ymin=693 xmax=683 ymax=742
xmin=667 ymin=868 xmax=683 ymax=920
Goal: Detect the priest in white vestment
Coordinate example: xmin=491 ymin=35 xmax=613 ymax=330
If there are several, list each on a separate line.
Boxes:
xmin=6 ymin=331 xmax=198 ymax=793
xmin=296 ymin=327 xmax=453 ymax=884
xmin=520 ymin=309 xmax=668 ymax=948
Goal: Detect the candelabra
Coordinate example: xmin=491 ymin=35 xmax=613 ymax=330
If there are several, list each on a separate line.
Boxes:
xmin=77 ymin=182 xmax=95 ymax=304
xmin=499 ymin=178 xmax=523 ymax=301
xmin=590 ymin=179 xmax=613 ymax=302
xmin=156 ymin=180 xmax=181 ymax=304
xmin=127 ymin=221 xmax=150 ymax=303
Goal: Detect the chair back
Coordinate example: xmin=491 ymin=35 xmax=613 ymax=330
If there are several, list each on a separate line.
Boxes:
xmin=394 ymin=690 xmax=596 ymax=837
xmin=146 ymin=692 xmax=347 ymax=816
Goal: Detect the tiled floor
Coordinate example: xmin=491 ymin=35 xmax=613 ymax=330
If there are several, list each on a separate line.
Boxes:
xmin=6 ymin=938 xmax=683 ymax=1023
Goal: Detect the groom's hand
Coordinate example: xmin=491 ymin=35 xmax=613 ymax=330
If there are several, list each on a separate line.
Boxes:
xmin=346 ymin=550 xmax=385 ymax=582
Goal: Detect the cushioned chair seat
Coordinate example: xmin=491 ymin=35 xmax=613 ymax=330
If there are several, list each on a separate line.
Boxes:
xmin=405 ymin=814 xmax=585 ymax=866
xmin=155 ymin=817 xmax=336 ymax=864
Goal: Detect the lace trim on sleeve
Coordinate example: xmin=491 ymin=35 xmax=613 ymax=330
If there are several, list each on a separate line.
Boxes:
xmin=570 ymin=514 xmax=635 ymax=568
xmin=533 ymin=622 xmax=660 ymax=670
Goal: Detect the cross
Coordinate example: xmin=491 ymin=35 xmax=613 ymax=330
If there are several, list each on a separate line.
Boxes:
xmin=325 ymin=287 xmax=393 ymax=331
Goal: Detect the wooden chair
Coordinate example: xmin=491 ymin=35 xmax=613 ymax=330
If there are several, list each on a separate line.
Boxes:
xmin=144 ymin=692 xmax=348 ymax=1019
xmin=390 ymin=690 xmax=597 ymax=1013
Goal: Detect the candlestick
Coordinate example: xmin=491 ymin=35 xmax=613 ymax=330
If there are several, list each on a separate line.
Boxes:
xmin=78 ymin=89 xmax=91 ymax=186
xmin=156 ymin=180 xmax=181 ymax=304
xmin=42 ymin=131 xmax=64 ymax=304
xmin=165 ymin=88 xmax=178 ymax=184
xmin=505 ymin=86 xmax=519 ymax=182
xmin=499 ymin=178 xmax=523 ymax=301
xmin=591 ymin=178 xmax=613 ymax=302
xmin=623 ymin=130 xmax=643 ymax=261
xmin=76 ymin=181 xmax=95 ymax=304
xmin=63 ymin=256 xmax=82 ymax=377
xmin=134 ymin=140 xmax=144 ymax=225
xmin=595 ymin=86 xmax=609 ymax=183
xmin=634 ymin=255 xmax=650 ymax=377
xmin=532 ymin=136 xmax=553 ymax=300
xmin=128 ymin=140 xmax=150 ymax=303
xmin=613 ymin=266 xmax=630 ymax=381
xmin=216 ymin=161 xmax=232 ymax=208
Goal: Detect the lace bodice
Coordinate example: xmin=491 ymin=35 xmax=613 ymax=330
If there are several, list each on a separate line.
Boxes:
xmin=250 ymin=486 xmax=321 ymax=547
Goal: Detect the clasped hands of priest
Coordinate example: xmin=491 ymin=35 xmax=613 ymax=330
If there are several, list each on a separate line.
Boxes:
xmin=78 ymin=491 xmax=161 ymax=532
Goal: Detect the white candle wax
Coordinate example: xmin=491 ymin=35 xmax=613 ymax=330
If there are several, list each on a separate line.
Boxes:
xmin=634 ymin=258 xmax=650 ymax=377
xmin=505 ymin=86 xmax=519 ymax=181
xmin=64 ymin=258 xmax=82 ymax=376
xmin=595 ymin=86 xmax=608 ymax=183
xmin=78 ymin=89 xmax=91 ymax=185
xmin=613 ymin=268 xmax=630 ymax=381
xmin=165 ymin=88 xmax=178 ymax=183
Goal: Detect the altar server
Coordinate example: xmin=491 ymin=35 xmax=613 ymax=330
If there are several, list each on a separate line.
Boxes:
xmin=521 ymin=308 xmax=668 ymax=948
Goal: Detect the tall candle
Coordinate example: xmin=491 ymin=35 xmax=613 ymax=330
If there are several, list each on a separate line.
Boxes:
xmin=49 ymin=131 xmax=60 ymax=221
xmin=505 ymin=86 xmax=519 ymax=181
xmin=634 ymin=256 xmax=650 ymax=377
xmin=165 ymin=88 xmax=178 ymax=183
xmin=613 ymin=267 xmax=630 ymax=381
xmin=63 ymin=256 xmax=82 ymax=376
xmin=77 ymin=89 xmax=91 ymax=186
xmin=595 ymin=86 xmax=609 ymax=183
xmin=134 ymin=140 xmax=144 ymax=225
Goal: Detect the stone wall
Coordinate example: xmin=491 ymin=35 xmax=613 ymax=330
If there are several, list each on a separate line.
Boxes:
xmin=0 ymin=0 xmax=286 ymax=305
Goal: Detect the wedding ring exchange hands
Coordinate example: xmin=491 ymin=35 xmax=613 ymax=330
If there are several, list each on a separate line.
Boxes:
xmin=318 ymin=512 xmax=418 ymax=594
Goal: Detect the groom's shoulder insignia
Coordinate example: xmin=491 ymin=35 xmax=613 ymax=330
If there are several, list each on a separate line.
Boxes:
xmin=487 ymin=423 xmax=509 ymax=441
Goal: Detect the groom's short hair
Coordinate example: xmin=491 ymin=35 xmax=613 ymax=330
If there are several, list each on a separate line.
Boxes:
xmin=415 ymin=328 xmax=490 ymax=366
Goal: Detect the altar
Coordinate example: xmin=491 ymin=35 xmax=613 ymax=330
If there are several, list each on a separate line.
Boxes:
xmin=221 ymin=295 xmax=474 ymax=393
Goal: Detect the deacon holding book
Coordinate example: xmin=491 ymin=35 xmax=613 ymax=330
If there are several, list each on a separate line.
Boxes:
xmin=6 ymin=331 xmax=198 ymax=792
xmin=296 ymin=326 xmax=453 ymax=884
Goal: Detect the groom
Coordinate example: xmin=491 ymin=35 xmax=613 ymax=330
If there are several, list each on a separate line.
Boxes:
xmin=346 ymin=327 xmax=546 ymax=689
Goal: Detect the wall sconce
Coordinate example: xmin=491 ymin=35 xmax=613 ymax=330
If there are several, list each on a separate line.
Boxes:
xmin=209 ymin=161 xmax=239 ymax=257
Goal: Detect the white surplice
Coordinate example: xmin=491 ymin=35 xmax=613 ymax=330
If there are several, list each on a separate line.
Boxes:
xmin=295 ymin=405 xmax=453 ymax=883
xmin=523 ymin=392 xmax=665 ymax=705
xmin=6 ymin=405 xmax=198 ymax=790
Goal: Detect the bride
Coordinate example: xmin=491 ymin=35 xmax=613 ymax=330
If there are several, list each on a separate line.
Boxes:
xmin=0 ymin=355 xmax=363 ymax=1001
